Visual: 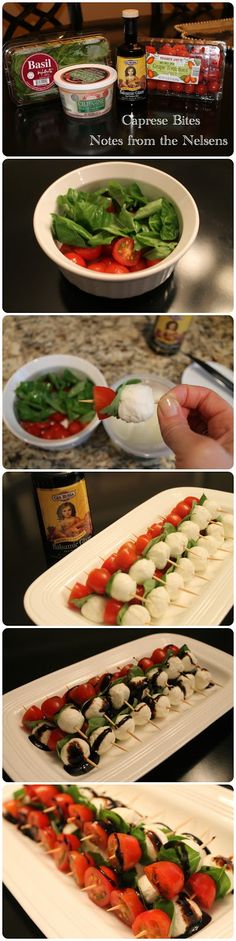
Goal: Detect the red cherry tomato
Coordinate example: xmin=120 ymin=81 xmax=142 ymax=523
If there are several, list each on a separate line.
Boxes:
xmin=172 ymin=43 xmax=188 ymax=56
xmin=69 ymin=851 xmax=94 ymax=887
xmin=147 ymin=523 xmax=163 ymax=539
xmin=31 ymin=785 xmax=59 ymax=805
xmin=135 ymin=534 xmax=150 ymax=554
xmin=163 ymin=644 xmax=179 ymax=655
xmin=62 ymin=251 xmax=87 ymax=267
xmin=76 ymin=246 xmax=102 ymax=261
xmin=39 ymin=826 xmax=58 ymax=851
xmin=54 ymin=844 xmax=70 ymax=872
xmin=172 ymin=82 xmax=184 ymax=93
xmin=131 ymin=260 xmax=147 ymax=271
xmin=67 ymin=803 xmax=94 ymax=825
xmin=160 ymin=43 xmax=172 ymax=55
xmin=144 ymin=861 xmax=184 ymax=898
xmin=3 ymin=799 xmax=23 ymax=820
xmin=187 ymin=872 xmax=217 ymax=910
xmin=28 ymin=810 xmax=50 ymax=832
xmin=207 ymin=80 xmax=220 ymax=93
xmin=40 ymin=423 xmax=69 ymax=440
xmin=110 ymin=888 xmax=145 ymax=926
xmin=86 ymin=567 xmax=111 ymax=595
xmin=151 ymin=647 xmax=166 ymax=664
xmin=102 ymin=554 xmax=119 ymax=574
xmin=68 ymin=582 xmax=91 ymax=609
xmin=67 ymin=682 xmax=95 ymax=705
xmin=102 ymin=240 xmax=116 ymax=256
xmin=145 ymin=257 xmax=162 ymax=267
xmin=138 ymin=658 xmax=154 ymax=671
xmin=83 ymin=821 xmax=108 ymax=851
xmin=112 ymin=237 xmax=141 ymax=268
xmin=103 ymin=598 xmax=123 ymax=625
xmin=54 ymin=793 xmax=72 ymax=814
xmin=67 ymin=420 xmax=84 ymax=435
xmin=184 ymin=84 xmax=195 ymax=94
xmin=47 ymin=728 xmax=64 ymax=751
xmin=84 ymin=867 xmax=115 ymax=908
xmin=88 ymin=259 xmax=129 ymax=274
xmin=184 ymin=496 xmax=200 ymax=508
xmin=93 ymin=385 xmax=116 ymax=420
xmin=22 ymin=705 xmax=43 ymax=727
xmin=108 ymin=833 xmax=142 ymax=871
xmin=165 ymin=512 xmax=182 ymax=527
xmin=132 ymin=909 xmax=171 ymax=938
xmin=60 ymin=832 xmax=81 ymax=851
xmin=116 ymin=547 xmax=138 ymax=571
xmin=174 ymin=501 xmax=191 ymax=519
xmin=41 ymin=696 xmax=66 ymax=719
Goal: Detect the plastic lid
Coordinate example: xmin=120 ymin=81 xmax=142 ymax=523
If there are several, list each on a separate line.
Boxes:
xmin=54 ymin=63 xmax=117 ymax=92
xmin=122 ymin=9 xmax=139 ymax=17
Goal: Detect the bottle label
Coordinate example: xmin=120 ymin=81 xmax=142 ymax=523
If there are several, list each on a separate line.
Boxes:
xmin=21 ymin=53 xmax=58 ymax=91
xmin=146 ymin=52 xmax=201 ymax=85
xmin=152 ymin=316 xmax=192 ymax=351
xmin=117 ymin=55 xmax=146 ymax=96
xmin=36 ymin=479 xmax=92 ymax=553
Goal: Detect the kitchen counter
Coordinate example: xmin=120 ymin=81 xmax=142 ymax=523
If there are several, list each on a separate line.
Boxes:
xmin=3 ymin=314 xmax=233 ymax=470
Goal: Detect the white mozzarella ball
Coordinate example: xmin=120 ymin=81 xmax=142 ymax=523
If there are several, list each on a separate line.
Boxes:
xmin=181 ymin=652 xmax=198 ymax=673
xmin=137 ymin=874 xmax=159 ymax=904
xmin=81 ymin=595 xmax=106 ymax=624
xmin=122 ymin=604 xmax=151 ymax=626
xmin=90 ymin=797 xmax=109 ymax=813
xmin=179 ymin=834 xmax=208 ymax=868
xmin=177 ymin=557 xmax=195 ymax=583
xmin=109 ymin=572 xmax=136 ymax=602
xmin=154 ymin=696 xmax=170 ymax=719
xmin=63 ymin=822 xmax=78 ymax=835
xmin=109 ymin=682 xmax=130 ymax=710
xmin=203 ymin=499 xmax=221 ymax=520
xmin=179 ymin=520 xmax=200 ymax=541
xmin=165 ymin=572 xmax=184 ymax=600
xmin=118 ymin=383 xmax=154 ymax=423
xmin=129 ymin=559 xmax=155 ymax=584
xmin=145 ymin=586 xmax=169 ymax=619
xmin=60 ymin=737 xmax=90 ymax=765
xmin=197 ymin=535 xmax=218 ymax=554
xmin=188 ymin=546 xmax=208 ymax=572
xmin=171 ymin=898 xmax=202 ymax=937
xmin=206 ymin=522 xmax=224 ymax=545
xmin=146 ymin=540 xmax=169 ymax=569
xmin=166 ymin=656 xmax=182 ymax=679
xmin=89 ymin=726 xmax=115 ymax=754
xmin=191 ymin=505 xmax=211 ymax=529
xmin=180 ymin=676 xmax=194 ymax=700
xmin=114 ymin=713 xmax=135 ymax=740
xmin=85 ymin=697 xmax=104 ymax=719
xmin=113 ymin=807 xmax=142 ymax=826
xmin=184 ymin=673 xmax=196 ymax=693
xmin=33 ymin=724 xmax=52 ymax=746
xmin=166 ymin=532 xmax=188 ymax=558
xmin=169 ymin=686 xmax=184 ymax=707
xmin=221 ymin=513 xmax=233 ymax=538
xmin=204 ymin=855 xmax=233 ymax=892
xmin=134 ymin=702 xmax=152 ymax=725
xmin=156 ymin=670 xmax=168 ymax=688
xmin=57 ymin=706 xmax=84 ymax=734
xmin=195 ymin=668 xmax=212 ymax=690
xmin=147 ymin=667 xmax=160 ymax=681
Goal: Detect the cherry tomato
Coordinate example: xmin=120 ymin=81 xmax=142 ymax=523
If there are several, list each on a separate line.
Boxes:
xmin=103 ymin=598 xmax=123 ymax=625
xmin=76 ymin=246 xmax=102 ymax=261
xmin=156 ymin=80 xmax=169 ymax=92
xmin=112 ymin=662 xmax=134 ymax=678
xmin=172 ymin=43 xmax=188 ymax=56
xmin=39 ymin=826 xmax=58 ymax=851
xmin=144 ymin=861 xmax=184 ymax=899
xmin=131 ymin=260 xmax=147 ymax=271
xmin=138 ymin=658 xmax=154 ymax=671
xmin=145 ymin=257 xmax=162 ymax=267
xmin=207 ymin=81 xmax=220 ymax=93
xmin=110 ymin=888 xmax=144 ymax=926
xmin=41 ymin=696 xmax=66 ymax=719
xmin=112 ymin=237 xmax=141 ymax=268
xmin=31 ymin=785 xmax=59 ymax=806
xmin=174 ymin=501 xmax=191 ymax=519
xmin=54 ymin=844 xmax=70 ymax=872
xmin=49 ymin=412 xmax=67 ymax=422
xmin=147 ymin=523 xmax=163 ymax=539
xmin=163 ymin=644 xmax=179 ymax=655
xmin=60 ymin=832 xmax=81 ymax=851
xmin=87 ymin=567 xmax=111 ymax=595
xmin=67 ymin=682 xmax=95 ymax=705
xmin=69 ymin=851 xmax=94 ymax=887
xmin=116 ymin=547 xmax=138 ymax=571
xmin=88 ymin=259 xmax=129 ymax=274
xmin=107 ymin=833 xmax=142 ymax=871
xmin=93 ymin=386 xmax=116 ymax=420
xmin=100 ymin=866 xmax=118 ymax=886
xmin=62 ymin=251 xmax=87 ymax=267
xmin=67 ymin=803 xmax=94 ymax=825
xmin=160 ymin=43 xmax=172 ymax=55
xmin=67 ymin=420 xmax=83 ymax=435
xmin=68 ymin=583 xmax=91 ymax=609
xmin=83 ymin=821 xmax=108 ymax=850
xmin=119 ymin=541 xmax=136 ymax=551
xmin=165 ymin=512 xmax=182 ymax=527
xmin=102 ymin=241 xmax=116 ymax=256
xmin=28 ymin=810 xmax=50 ymax=832
xmin=135 ymin=534 xmax=150 ymax=554
xmin=129 ymin=584 xmax=144 ymax=604
xmin=54 ymin=793 xmax=72 ymax=814
xmin=102 ymin=553 xmax=119 ymax=574
xmin=184 ymin=496 xmax=199 ymax=508
xmin=132 ymin=909 xmax=171 ymax=938
xmin=151 ymin=647 xmax=166 ymax=664
xmin=84 ymin=867 xmax=114 ymax=907
xmin=172 ymin=82 xmax=184 ymax=93
xmin=3 ymin=799 xmax=22 ymax=820
xmin=187 ymin=872 xmax=217 ymax=909
xmin=146 ymin=44 xmax=156 ymax=53
xmin=48 ymin=728 xmax=64 ymax=751
xmin=40 ymin=423 xmax=69 ymax=440
xmin=22 ymin=705 xmax=43 ymax=727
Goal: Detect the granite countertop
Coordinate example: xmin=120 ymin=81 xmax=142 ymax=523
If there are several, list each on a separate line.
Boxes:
xmin=3 ymin=315 xmax=233 ymax=470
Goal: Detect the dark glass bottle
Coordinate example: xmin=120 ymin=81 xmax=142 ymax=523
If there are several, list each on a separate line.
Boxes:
xmin=116 ymin=9 xmax=147 ymax=103
xmin=32 ymin=472 xmax=93 ymax=566
xmin=149 ymin=316 xmax=193 ymax=355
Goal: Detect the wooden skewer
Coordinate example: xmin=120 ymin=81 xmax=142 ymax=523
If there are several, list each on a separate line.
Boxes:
xmin=45 ymin=848 xmax=58 ymax=854
xmin=66 ymin=871 xmax=74 ymax=877
xmin=107 ymin=905 xmax=121 ymax=912
xmin=43 ymin=805 xmax=56 ymax=813
xmin=135 ymin=932 xmax=147 ymax=938
xmin=172 ymin=815 xmax=195 ymax=832
xmin=87 ymin=757 xmax=97 ymax=768
xmin=124 ymin=700 xmax=134 ymax=710
xmin=113 ymin=743 xmax=128 ymax=752
xmin=81 ymin=883 xmax=97 ymax=891
xmin=152 ymin=575 xmax=198 ymax=597
xmin=20 ymin=824 xmax=31 ymax=830
xmin=128 ymin=731 xmax=142 ymax=743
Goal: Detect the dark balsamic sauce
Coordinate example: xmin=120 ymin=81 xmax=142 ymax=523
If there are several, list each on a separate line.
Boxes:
xmin=91 ymin=728 xmax=112 ymax=751
xmin=100 ymin=674 xmax=113 ymax=694
xmin=116 ymin=715 xmax=131 ymax=728
xmin=164 ymin=839 xmax=191 ymax=880
xmin=178 ymin=896 xmax=211 ymax=937
xmin=113 ymin=833 xmax=124 ymax=870
xmin=29 ymin=721 xmax=54 ymax=751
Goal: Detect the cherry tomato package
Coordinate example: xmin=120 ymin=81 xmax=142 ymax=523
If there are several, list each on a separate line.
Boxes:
xmin=146 ymin=38 xmax=226 ymax=101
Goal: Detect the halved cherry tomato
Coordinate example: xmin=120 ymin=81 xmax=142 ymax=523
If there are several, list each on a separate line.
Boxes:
xmin=22 ymin=705 xmax=43 ymax=727
xmin=60 ymin=832 xmax=81 ymax=851
xmin=135 ymin=534 xmax=150 ymax=554
xmin=69 ymin=851 xmax=94 ymax=887
xmin=67 ymin=420 xmax=84 ymax=435
xmin=187 ymin=872 xmax=217 ymax=909
xmin=165 ymin=512 xmax=182 ymax=527
xmin=163 ymin=644 xmax=179 ymax=655
xmin=62 ymin=251 xmax=87 ymax=267
xmin=41 ymin=696 xmax=66 ymax=719
xmin=103 ymin=599 xmax=123 ymax=625
xmin=67 ymin=682 xmax=95 ymax=705
xmin=53 ymin=793 xmax=72 ymax=816
xmin=112 ymin=662 xmax=134 ymax=678
xmin=145 ymin=257 xmax=162 ymax=267
xmin=112 ymin=237 xmax=141 ymax=268
xmin=3 ymin=799 xmax=22 ymax=820
xmin=147 ymin=523 xmax=163 ymax=539
xmin=132 ymin=909 xmax=171 ymax=938
xmin=116 ymin=547 xmax=138 ymax=571
xmin=110 ymin=888 xmax=144 ymax=926
xmin=76 ymin=246 xmax=102 ymax=261
xmin=68 ymin=583 xmax=91 ymax=609
xmin=84 ymin=867 xmax=114 ymax=907
xmin=102 ymin=241 xmax=116 ymax=256
xmin=151 ymin=647 xmax=166 ymax=664
xmin=88 ymin=259 xmax=129 ymax=274
xmin=100 ymin=866 xmax=118 ymax=886
xmin=87 ymin=567 xmax=111 ymax=595
xmin=138 ymin=658 xmax=154 ymax=671
xmin=174 ymin=501 xmax=191 ymax=519
xmin=39 ymin=826 xmax=58 ymax=851
xmin=131 ymin=260 xmax=147 ymax=271
xmin=48 ymin=728 xmax=64 ymax=751
xmin=31 ymin=785 xmax=59 ymax=806
xmin=102 ymin=553 xmax=119 ymax=574
xmin=54 ymin=844 xmax=70 ymax=872
xmin=83 ymin=821 xmax=108 ymax=851
xmin=67 ymin=803 xmax=94 ymax=825
xmin=144 ymin=861 xmax=184 ymax=899
xmin=184 ymin=496 xmax=199 ymax=508
xmin=28 ymin=810 xmax=50 ymax=832
xmin=93 ymin=386 xmax=116 ymax=420
xmin=107 ymin=833 xmax=142 ymax=870
xmin=40 ymin=423 xmax=69 ymax=439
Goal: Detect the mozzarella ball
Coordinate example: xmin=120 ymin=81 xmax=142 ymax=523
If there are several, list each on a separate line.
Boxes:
xmin=129 ymin=559 xmax=155 ymax=584
xmin=179 ymin=834 xmax=209 ymax=869
xmin=81 ymin=595 xmax=106 ymax=624
xmin=180 ymin=676 xmax=194 ymax=700
xmin=195 ymin=668 xmax=212 ymax=690
xmin=181 ymin=652 xmax=198 ymax=673
xmin=89 ymin=726 xmax=115 ymax=754
xmin=156 ymin=670 xmax=168 ymax=688
xmin=154 ymin=695 xmax=170 ymax=719
xmin=197 ymin=535 xmax=218 ymax=554
xmin=57 ymin=706 xmax=84 ymax=734
xmin=166 ymin=656 xmax=182 ymax=680
xmin=165 ymin=572 xmax=184 ymax=601
xmin=206 ymin=522 xmax=224 ymax=546
xmin=32 ymin=723 xmax=53 ymax=747
xmin=169 ymin=686 xmax=184 ymax=707
xmin=221 ymin=513 xmax=233 ymax=539
xmin=137 ymin=874 xmax=158 ymax=904
xmin=118 ymin=383 xmax=154 ymax=423
xmin=134 ymin=702 xmax=152 ymax=725
xmin=84 ymin=697 xmax=105 ymax=719
xmin=188 ymin=546 xmax=208 ymax=572
xmin=166 ymin=532 xmax=188 ymax=558
xmin=203 ymin=499 xmax=221 ymax=520
xmin=146 ymin=540 xmax=169 ymax=569
xmin=204 ymin=855 xmax=233 ymax=893
xmin=171 ymin=898 xmax=202 ymax=937
xmin=147 ymin=667 xmax=160 ymax=681
xmin=60 ymin=737 xmax=90 ymax=765
xmin=191 ymin=505 xmax=211 ymax=530
xmin=109 ymin=682 xmax=130 ymax=710
xmin=114 ymin=713 xmax=135 ymax=740
xmin=113 ymin=807 xmax=142 ymax=826
xmin=176 ymin=557 xmax=195 ymax=583
xmin=179 ymin=520 xmax=200 ymax=541
xmin=109 ymin=572 xmax=136 ymax=602
xmin=145 ymin=586 xmax=169 ymax=620
xmin=63 ymin=822 xmax=79 ymax=835
xmin=122 ymin=604 xmax=151 ymax=626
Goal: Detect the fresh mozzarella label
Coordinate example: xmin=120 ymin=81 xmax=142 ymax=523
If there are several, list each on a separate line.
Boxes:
xmin=146 ymin=52 xmax=201 ymax=85
xmin=21 ymin=53 xmax=58 ymax=90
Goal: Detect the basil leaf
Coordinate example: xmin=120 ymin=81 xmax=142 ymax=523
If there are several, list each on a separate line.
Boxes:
xmin=131 ymin=826 xmax=152 ymax=864
xmin=87 ymin=716 xmax=108 ymax=733
xmin=199 ymin=493 xmax=207 ymax=505
xmin=99 ymin=810 xmax=129 ymax=833
xmin=158 ymin=839 xmax=201 ymax=876
xmin=69 ymin=594 xmax=94 ymax=609
xmin=117 ymin=604 xmax=129 ymax=625
xmin=153 ymin=899 xmax=174 ymax=920
xmin=13 ymin=787 xmax=26 ymax=800
xmin=200 ymin=866 xmax=231 ymax=898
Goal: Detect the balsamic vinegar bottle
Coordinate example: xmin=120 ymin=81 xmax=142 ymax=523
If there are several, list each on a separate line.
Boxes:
xmin=32 ymin=472 xmax=93 ymax=566
xmin=116 ymin=9 xmax=147 ymax=103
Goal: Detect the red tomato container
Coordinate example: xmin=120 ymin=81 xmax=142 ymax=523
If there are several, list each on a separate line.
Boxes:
xmin=146 ymin=38 xmax=226 ymax=101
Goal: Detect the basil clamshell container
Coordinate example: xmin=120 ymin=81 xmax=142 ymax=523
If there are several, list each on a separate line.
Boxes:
xmin=3 ymin=32 xmax=111 ymax=106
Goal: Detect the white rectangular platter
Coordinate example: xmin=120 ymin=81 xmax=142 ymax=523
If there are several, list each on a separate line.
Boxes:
xmin=3 ymin=632 xmax=233 ymax=783
xmin=3 ymin=783 xmax=233 ymax=939
xmin=23 ymin=488 xmax=233 ymax=627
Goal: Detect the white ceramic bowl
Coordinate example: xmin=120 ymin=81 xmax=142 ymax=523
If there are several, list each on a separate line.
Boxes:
xmin=3 ymin=354 xmax=107 ymax=451
xmin=33 ymin=161 xmax=199 ymax=299
xmin=103 ymin=371 xmax=174 ymax=459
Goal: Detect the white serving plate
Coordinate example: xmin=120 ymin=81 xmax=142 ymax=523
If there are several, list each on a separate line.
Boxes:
xmin=23 ymin=487 xmax=233 ymax=627
xmin=181 ymin=361 xmax=233 ymax=407
xmin=3 ymin=783 xmax=233 ymax=939
xmin=3 ymin=632 xmax=233 ymax=783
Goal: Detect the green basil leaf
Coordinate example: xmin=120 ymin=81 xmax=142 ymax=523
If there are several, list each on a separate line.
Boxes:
xmin=200 ymin=866 xmax=231 ymax=898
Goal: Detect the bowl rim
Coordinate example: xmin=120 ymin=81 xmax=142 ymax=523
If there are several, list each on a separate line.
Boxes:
xmin=33 ymin=160 xmax=200 ymax=282
xmin=3 ymin=353 xmax=106 ymax=449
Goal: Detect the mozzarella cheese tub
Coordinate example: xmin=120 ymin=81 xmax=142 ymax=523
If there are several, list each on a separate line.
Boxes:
xmin=54 ymin=63 xmax=117 ymax=118
xmin=103 ymin=373 xmax=174 ymax=459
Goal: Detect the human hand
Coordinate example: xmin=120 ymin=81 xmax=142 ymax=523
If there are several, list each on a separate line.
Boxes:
xmin=157 ymin=384 xmax=233 ymax=469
